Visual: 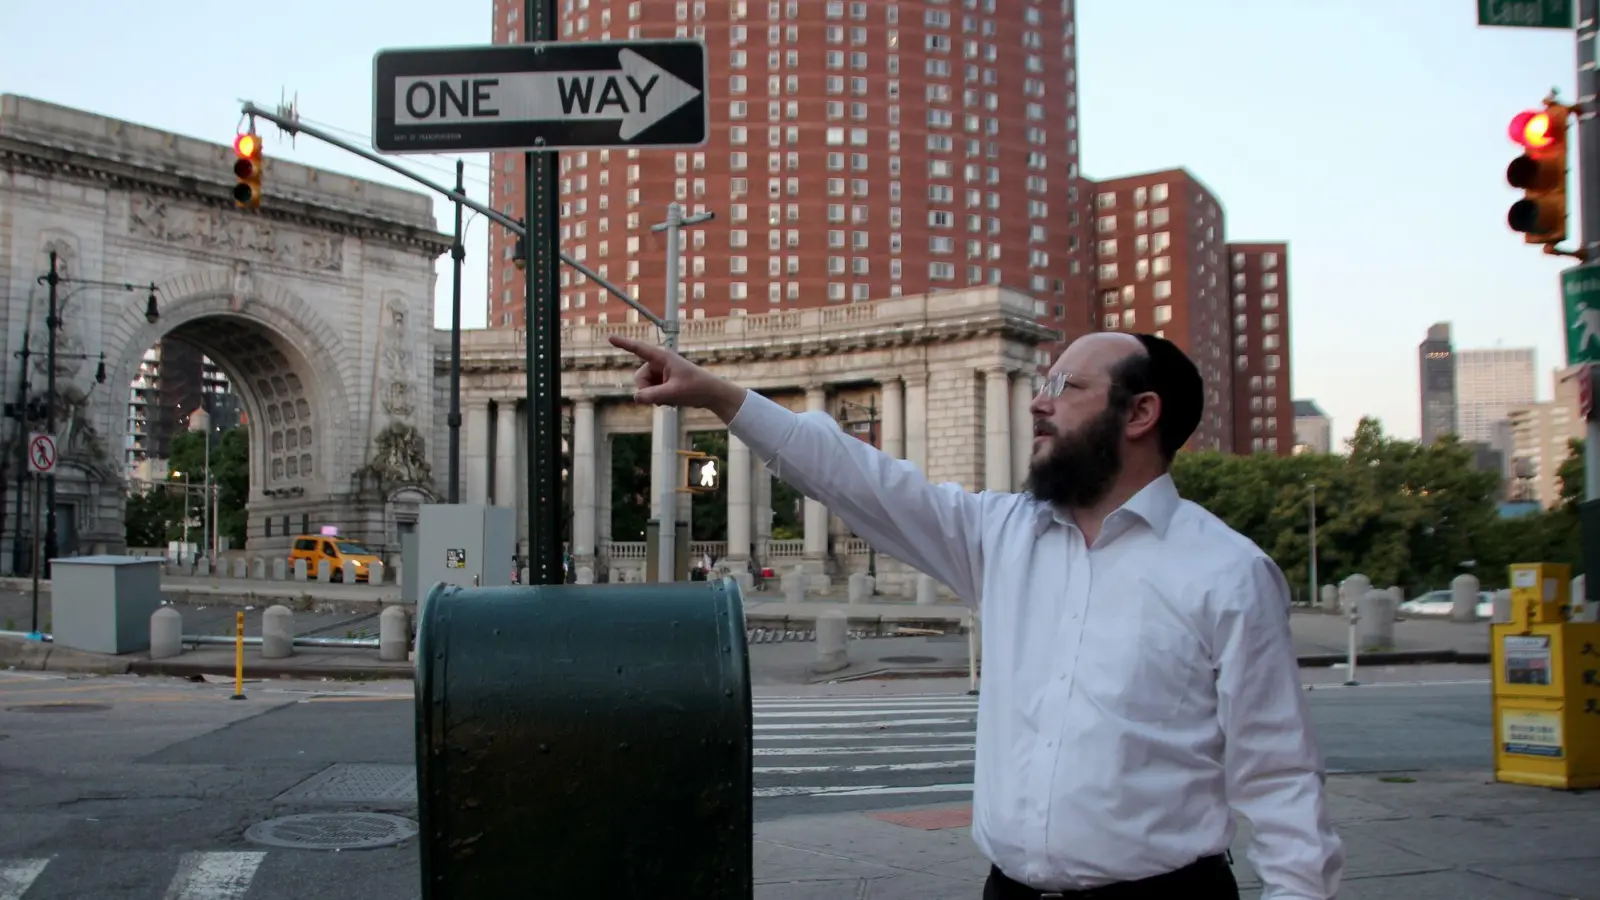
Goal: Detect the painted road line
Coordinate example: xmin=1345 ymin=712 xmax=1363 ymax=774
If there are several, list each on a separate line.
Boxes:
xmin=755 ymin=760 xmax=971 ymax=775
xmin=0 ymin=859 xmax=49 ymax=900
xmin=754 ymin=692 xmax=974 ymax=702
xmin=755 ymin=743 xmax=975 ymax=756
xmin=754 ymin=706 xmax=976 ymax=718
xmin=753 ymin=730 xmax=976 ymax=741
xmin=754 ymin=782 xmax=973 ymax=799
xmin=755 ymin=717 xmax=971 ymax=730
xmin=754 ymin=698 xmax=978 ymax=708
xmin=162 ymin=851 xmax=266 ymax=900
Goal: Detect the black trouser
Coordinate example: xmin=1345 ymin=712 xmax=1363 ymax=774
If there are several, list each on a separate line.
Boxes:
xmin=983 ymin=854 xmax=1239 ymax=899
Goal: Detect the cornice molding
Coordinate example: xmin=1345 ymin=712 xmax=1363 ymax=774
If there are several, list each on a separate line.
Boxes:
xmin=0 ymin=137 xmax=451 ymax=258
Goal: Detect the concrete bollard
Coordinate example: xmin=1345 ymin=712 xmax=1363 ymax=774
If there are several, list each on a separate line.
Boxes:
xmin=252 ymin=558 xmax=267 ymax=580
xmin=149 ymin=607 xmax=183 ymax=660
xmin=847 ymin=572 xmax=871 ymax=604
xmin=1319 ymin=583 xmax=1339 ymax=611
xmin=317 ymin=559 xmax=332 ymax=583
xmin=1572 ymin=575 xmax=1596 ymax=622
xmin=1450 ymin=573 xmax=1480 ymax=622
xmin=1357 ymin=589 xmax=1398 ymax=651
xmin=196 ymin=557 xmax=211 ymax=577
xmin=232 ymin=558 xmax=247 ymax=579
xmin=811 ymin=608 xmax=849 ymax=674
xmin=576 ymin=565 xmax=595 ymax=585
xmin=731 ymin=570 xmax=752 ymax=593
xmin=261 ymin=605 xmax=294 ymax=659
xmin=916 ymin=573 xmax=937 ymax=606
xmin=1493 ymin=588 xmax=1513 ymax=622
xmin=293 ymin=558 xmax=307 ymax=581
xmin=1339 ymin=574 xmax=1370 ymax=616
xmin=379 ymin=606 xmax=410 ymax=661
xmin=783 ymin=571 xmax=806 ymax=603
xmin=368 ymin=560 xmax=386 ymax=585
xmin=342 ymin=560 xmax=358 ymax=584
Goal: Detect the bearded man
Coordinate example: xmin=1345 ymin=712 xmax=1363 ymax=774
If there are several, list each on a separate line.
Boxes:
xmin=611 ymin=330 xmax=1344 ymax=900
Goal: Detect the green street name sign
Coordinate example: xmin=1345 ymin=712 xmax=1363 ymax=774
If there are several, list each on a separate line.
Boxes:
xmin=1563 ymin=266 xmax=1600 ymax=365
xmin=1478 ymin=0 xmax=1573 ymax=29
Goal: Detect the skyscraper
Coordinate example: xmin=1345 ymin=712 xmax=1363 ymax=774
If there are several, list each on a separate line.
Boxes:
xmin=1418 ymin=322 xmax=1456 ymax=445
xmin=486 ymin=0 xmax=1093 ymax=355
xmin=1227 ymin=242 xmax=1292 ymax=454
xmin=1086 ymin=168 xmax=1233 ymax=452
xmin=1456 ymin=346 xmax=1536 ymax=444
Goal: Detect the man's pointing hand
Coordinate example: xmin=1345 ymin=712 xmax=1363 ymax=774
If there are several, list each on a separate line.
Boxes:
xmin=609 ymin=335 xmax=748 ymax=424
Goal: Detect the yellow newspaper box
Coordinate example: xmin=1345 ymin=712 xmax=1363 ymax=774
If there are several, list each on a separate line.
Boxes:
xmin=1491 ymin=562 xmax=1600 ymax=789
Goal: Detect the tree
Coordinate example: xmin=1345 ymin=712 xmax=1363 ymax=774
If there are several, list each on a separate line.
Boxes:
xmin=160 ymin=426 xmax=250 ymax=549
xmin=610 ymin=433 xmax=652 ymax=541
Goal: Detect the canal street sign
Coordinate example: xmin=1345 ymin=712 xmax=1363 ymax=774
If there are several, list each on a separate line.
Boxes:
xmin=1563 ymin=265 xmax=1600 ymax=365
xmin=372 ymin=39 xmax=708 ymax=153
xmin=1478 ymin=0 xmax=1573 ymax=29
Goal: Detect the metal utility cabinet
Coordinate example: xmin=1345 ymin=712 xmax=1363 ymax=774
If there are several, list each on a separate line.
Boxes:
xmin=49 ymin=555 xmax=164 ymax=654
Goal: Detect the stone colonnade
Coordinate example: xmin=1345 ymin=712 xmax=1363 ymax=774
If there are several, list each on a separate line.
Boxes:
xmin=449 ymin=286 xmax=1060 ymax=590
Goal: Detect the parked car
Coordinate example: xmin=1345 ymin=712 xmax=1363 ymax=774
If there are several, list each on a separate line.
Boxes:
xmin=1398 ymin=589 xmax=1493 ymax=619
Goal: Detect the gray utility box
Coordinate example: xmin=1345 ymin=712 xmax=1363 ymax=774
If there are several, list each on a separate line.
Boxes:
xmin=49 ymin=555 xmax=165 ymax=654
xmin=416 ymin=505 xmax=516 ymax=599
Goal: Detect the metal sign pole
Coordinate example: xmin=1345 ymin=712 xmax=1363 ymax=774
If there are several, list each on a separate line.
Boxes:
xmin=1577 ymin=0 xmax=1600 ymax=605
xmin=525 ymin=0 xmax=564 ymax=586
xmin=29 ymin=473 xmax=41 ymax=636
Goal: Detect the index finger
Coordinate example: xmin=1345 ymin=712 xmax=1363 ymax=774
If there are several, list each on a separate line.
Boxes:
xmin=609 ymin=334 xmax=669 ymax=361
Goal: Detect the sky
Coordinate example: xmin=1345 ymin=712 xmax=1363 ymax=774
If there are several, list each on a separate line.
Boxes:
xmin=0 ymin=0 xmax=1579 ymax=449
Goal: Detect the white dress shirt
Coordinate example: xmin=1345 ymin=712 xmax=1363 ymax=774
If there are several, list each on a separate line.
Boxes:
xmin=729 ymin=391 xmax=1345 ymax=900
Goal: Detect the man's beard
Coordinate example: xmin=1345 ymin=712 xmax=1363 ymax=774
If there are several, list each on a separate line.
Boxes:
xmin=1022 ymin=404 xmax=1126 ymax=510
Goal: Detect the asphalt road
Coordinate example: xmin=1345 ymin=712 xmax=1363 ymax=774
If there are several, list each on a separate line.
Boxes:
xmin=0 ymin=668 xmax=1493 ymax=899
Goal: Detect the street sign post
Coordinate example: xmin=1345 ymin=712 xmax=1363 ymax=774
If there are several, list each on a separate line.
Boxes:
xmin=24 ymin=432 xmax=54 ymax=639
xmin=1478 ymin=0 xmax=1573 ymax=28
xmin=372 ymin=39 xmax=708 ymax=153
xmin=1563 ymin=265 xmax=1600 ymax=365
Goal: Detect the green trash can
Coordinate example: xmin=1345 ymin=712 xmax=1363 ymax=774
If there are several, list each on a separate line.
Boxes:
xmin=415 ymin=577 xmax=752 ymax=899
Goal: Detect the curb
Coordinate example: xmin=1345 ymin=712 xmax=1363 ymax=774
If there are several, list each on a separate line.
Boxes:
xmin=126 ymin=657 xmax=412 ymax=682
xmin=0 ymin=636 xmax=133 ymax=675
xmin=816 ymin=649 xmax=1493 ymax=683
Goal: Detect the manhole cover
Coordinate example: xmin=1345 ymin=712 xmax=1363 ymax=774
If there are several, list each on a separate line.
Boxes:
xmin=6 ymin=703 xmax=111 ymax=713
xmin=244 ymin=812 xmax=418 ymax=851
xmin=879 ymin=655 xmax=940 ymax=665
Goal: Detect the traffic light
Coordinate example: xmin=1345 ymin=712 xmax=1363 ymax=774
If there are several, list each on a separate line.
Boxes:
xmin=680 ymin=451 xmax=722 ymax=494
xmin=232 ymin=132 xmax=264 ymax=209
xmin=1506 ymin=100 xmax=1571 ymax=246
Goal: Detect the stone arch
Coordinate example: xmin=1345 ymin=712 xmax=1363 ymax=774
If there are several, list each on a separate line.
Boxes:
xmin=99 ymin=267 xmax=352 ymax=506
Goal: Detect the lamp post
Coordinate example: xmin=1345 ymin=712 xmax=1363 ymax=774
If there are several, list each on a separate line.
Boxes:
xmin=33 ymin=251 xmax=160 ymax=572
xmin=835 ymin=396 xmax=879 ymax=584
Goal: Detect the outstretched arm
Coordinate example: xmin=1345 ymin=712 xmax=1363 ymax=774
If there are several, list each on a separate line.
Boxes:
xmin=609 ymin=335 xmax=992 ymax=605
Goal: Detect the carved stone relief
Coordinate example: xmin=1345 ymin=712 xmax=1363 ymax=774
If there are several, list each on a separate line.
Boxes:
xmin=379 ymin=296 xmax=417 ymax=418
xmin=127 ymin=197 xmax=344 ymax=273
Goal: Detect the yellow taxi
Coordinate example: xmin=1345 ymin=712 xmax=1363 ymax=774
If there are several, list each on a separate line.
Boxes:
xmin=287 ymin=532 xmax=382 ymax=583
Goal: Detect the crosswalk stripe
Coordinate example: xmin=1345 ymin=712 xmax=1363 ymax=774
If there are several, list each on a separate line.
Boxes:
xmin=756 ymin=716 xmax=970 ymax=730
xmin=754 ymin=699 xmax=978 ymax=709
xmin=755 ymin=706 xmax=976 ymax=718
xmin=0 ymin=859 xmax=48 ymax=900
xmin=754 ymin=782 xmax=974 ymax=798
xmin=162 ymin=851 xmax=266 ymax=900
xmin=753 ymin=730 xmax=977 ymax=741
xmin=755 ymin=760 xmax=970 ymax=775
xmin=755 ymin=742 xmax=974 ymax=756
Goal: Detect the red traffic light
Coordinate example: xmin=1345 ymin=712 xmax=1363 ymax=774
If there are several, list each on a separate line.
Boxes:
xmin=233 ymin=133 xmax=260 ymax=158
xmin=1510 ymin=110 xmax=1557 ymax=152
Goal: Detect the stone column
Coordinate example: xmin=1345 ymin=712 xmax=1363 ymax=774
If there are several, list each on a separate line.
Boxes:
xmin=466 ymin=399 xmax=491 ymax=505
xmin=753 ymin=458 xmax=773 ymax=560
xmin=571 ymin=398 xmax=597 ymax=565
xmin=904 ymin=372 xmax=928 ymax=472
xmin=494 ymin=399 xmax=517 ymax=508
xmin=881 ymin=376 xmax=904 ymax=459
xmin=803 ymin=386 xmax=829 ymax=563
xmin=983 ymin=368 xmax=1012 ymax=492
xmin=727 ymin=433 xmax=751 ymax=564
xmin=1011 ymin=370 xmax=1034 ymax=491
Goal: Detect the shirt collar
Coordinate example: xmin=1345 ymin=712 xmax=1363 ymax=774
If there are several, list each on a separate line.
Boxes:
xmin=1031 ymin=473 xmax=1181 ymax=540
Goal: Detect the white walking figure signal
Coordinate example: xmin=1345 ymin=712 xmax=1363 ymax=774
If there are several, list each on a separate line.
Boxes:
xmin=698 ymin=459 xmax=718 ymax=488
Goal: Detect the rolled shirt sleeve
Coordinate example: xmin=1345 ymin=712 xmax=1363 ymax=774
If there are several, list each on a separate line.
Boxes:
xmin=1215 ymin=555 xmax=1345 ymax=900
xmin=727 ymin=389 xmax=991 ymax=606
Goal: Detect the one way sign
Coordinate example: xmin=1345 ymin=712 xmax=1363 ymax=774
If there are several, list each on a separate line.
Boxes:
xmin=372 ymin=39 xmax=708 ymax=153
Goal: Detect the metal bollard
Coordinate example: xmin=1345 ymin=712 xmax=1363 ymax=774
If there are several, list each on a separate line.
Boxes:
xmin=150 ymin=607 xmax=182 ymax=660
xmin=415 ymin=578 xmax=751 ymax=899
xmin=379 ymin=606 xmax=409 ymax=661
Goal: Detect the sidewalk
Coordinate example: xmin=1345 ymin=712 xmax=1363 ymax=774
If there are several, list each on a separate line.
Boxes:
xmin=753 ymin=769 xmax=1600 ymax=899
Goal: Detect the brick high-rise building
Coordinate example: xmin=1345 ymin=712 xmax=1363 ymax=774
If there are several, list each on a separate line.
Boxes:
xmin=1226 ymin=241 xmax=1292 ymax=454
xmin=1087 ymin=168 xmax=1233 ymax=452
xmin=487 ymin=0 xmax=1093 ymax=350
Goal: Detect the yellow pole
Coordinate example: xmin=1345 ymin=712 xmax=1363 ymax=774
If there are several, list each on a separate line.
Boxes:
xmin=230 ymin=609 xmax=246 ymax=700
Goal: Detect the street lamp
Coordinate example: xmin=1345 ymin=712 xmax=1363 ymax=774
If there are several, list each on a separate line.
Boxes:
xmin=29 ymin=250 xmax=163 ymax=572
xmin=835 ymin=396 xmax=880 ymax=585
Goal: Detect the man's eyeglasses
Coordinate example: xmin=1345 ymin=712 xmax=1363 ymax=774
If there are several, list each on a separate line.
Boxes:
xmin=1032 ymin=371 xmax=1078 ymax=399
